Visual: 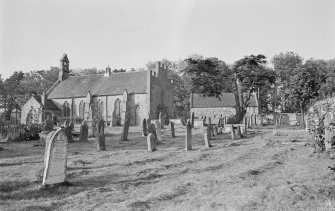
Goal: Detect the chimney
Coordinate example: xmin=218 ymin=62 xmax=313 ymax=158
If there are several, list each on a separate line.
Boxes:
xmin=59 ymin=53 xmax=70 ymax=81
xmin=104 ymin=65 xmax=111 ymax=77
xmin=41 ymin=91 xmax=46 ymax=106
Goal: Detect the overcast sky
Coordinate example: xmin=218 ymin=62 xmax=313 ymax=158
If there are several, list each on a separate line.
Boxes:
xmin=0 ymin=0 xmax=334 ymax=78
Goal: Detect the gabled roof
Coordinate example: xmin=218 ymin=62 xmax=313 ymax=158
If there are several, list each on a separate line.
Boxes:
xmin=47 ymin=71 xmax=147 ymax=99
xmin=191 ymin=93 xmax=258 ymax=108
xmin=33 ymin=96 xmax=60 ymax=110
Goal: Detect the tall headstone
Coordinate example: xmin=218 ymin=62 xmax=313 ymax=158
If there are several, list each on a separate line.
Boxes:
xmin=147 ymin=133 xmax=157 ymax=152
xmin=191 ymin=112 xmax=195 ymax=128
xmin=146 ymin=117 xmax=151 ymax=132
xmin=154 ymin=121 xmax=162 ymax=142
xmin=121 ymin=118 xmax=130 ymax=141
xmin=203 ymin=116 xmax=206 ymax=126
xmin=213 ymin=126 xmax=218 ymax=136
xmin=148 ymin=123 xmax=157 ymax=140
xmin=142 ymin=118 xmax=148 ymax=136
xmin=170 ymin=121 xmax=176 ymax=138
xmin=185 ymin=120 xmax=192 ymax=151
xmin=206 ymin=125 xmax=212 ymax=140
xmin=243 ymin=117 xmax=248 ymax=135
xmin=79 ymin=121 xmax=88 ymax=142
xmin=97 ymin=119 xmax=106 ymax=151
xmin=159 ymin=112 xmax=164 ymax=129
xmin=230 ymin=124 xmax=235 ymax=140
xmin=204 ymin=131 xmax=211 ymax=148
xmin=237 ymin=126 xmax=242 ymax=139
xmin=208 ymin=117 xmax=212 ymax=126
xmin=42 ymin=128 xmax=68 ymax=186
xmin=121 ymin=89 xmax=129 ymax=125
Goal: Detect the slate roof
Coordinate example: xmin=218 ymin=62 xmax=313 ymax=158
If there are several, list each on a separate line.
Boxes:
xmin=47 ymin=71 xmax=147 ymax=99
xmin=191 ymin=93 xmax=258 ymax=108
xmin=34 ymin=96 xmax=60 ymax=110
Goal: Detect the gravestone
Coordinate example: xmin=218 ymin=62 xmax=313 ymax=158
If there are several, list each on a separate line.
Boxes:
xmin=324 ymin=113 xmax=333 ymax=150
xmin=218 ymin=127 xmax=223 ymax=134
xmin=147 ymin=133 xmax=157 ymax=152
xmin=159 ymin=112 xmax=164 ymax=129
xmin=203 ymin=116 xmax=206 ymax=126
xmin=208 ymin=117 xmax=212 ymax=126
xmin=44 ymin=116 xmax=54 ymax=131
xmin=121 ymin=89 xmax=129 ymax=125
xmin=191 ymin=112 xmax=195 ymax=128
xmin=121 ymin=118 xmax=130 ymax=141
xmin=211 ymin=125 xmax=215 ymax=137
xmin=79 ymin=121 xmax=88 ymax=142
xmin=185 ymin=120 xmax=192 ymax=151
xmin=146 ymin=118 xmax=151 ymax=132
xmin=42 ymin=128 xmax=69 ymax=186
xmin=148 ymin=123 xmax=157 ymax=140
xmin=243 ymin=117 xmax=248 ymax=135
xmin=44 ymin=131 xmax=56 ymax=164
xmin=213 ymin=126 xmax=218 ymax=136
xmin=154 ymin=121 xmax=162 ymax=142
xmin=204 ymin=131 xmax=212 ymax=148
xmin=97 ymin=119 xmax=106 ymax=151
xmin=63 ymin=120 xmax=69 ymax=127
xmin=206 ymin=125 xmax=212 ymax=140
xmin=64 ymin=125 xmax=73 ymax=143
xmin=237 ymin=126 xmax=242 ymax=139
xmin=142 ymin=118 xmax=147 ymax=136
xmin=230 ymin=125 xmax=235 ymax=140
xmin=170 ymin=121 xmax=176 ymax=138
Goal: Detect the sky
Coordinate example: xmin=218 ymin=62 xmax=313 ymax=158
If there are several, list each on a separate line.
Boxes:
xmin=0 ymin=0 xmax=334 ymax=79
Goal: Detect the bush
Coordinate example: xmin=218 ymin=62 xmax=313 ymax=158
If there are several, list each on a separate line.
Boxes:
xmin=22 ymin=124 xmax=43 ymax=141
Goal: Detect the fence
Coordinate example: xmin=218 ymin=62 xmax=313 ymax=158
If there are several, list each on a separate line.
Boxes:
xmin=0 ymin=119 xmax=25 ymax=141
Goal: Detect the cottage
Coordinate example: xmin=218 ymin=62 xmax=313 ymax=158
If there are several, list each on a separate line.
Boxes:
xmin=21 ymin=54 xmax=174 ymax=126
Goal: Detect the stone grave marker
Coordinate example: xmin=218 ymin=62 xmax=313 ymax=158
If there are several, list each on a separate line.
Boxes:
xmin=185 ymin=120 xmax=192 ymax=151
xmin=121 ymin=118 xmax=130 ymax=141
xmin=237 ymin=126 xmax=242 ymax=139
xmin=147 ymin=133 xmax=157 ymax=152
xmin=146 ymin=118 xmax=151 ymax=132
xmin=204 ymin=131 xmax=212 ymax=148
xmin=203 ymin=116 xmax=206 ymax=126
xmin=63 ymin=120 xmax=69 ymax=127
xmin=42 ymin=128 xmax=69 ymax=186
xmin=206 ymin=125 xmax=212 ymax=140
xmin=154 ymin=121 xmax=162 ymax=142
xmin=213 ymin=126 xmax=218 ymax=136
xmin=70 ymin=122 xmax=74 ymax=131
xmin=159 ymin=112 xmax=164 ymax=129
xmin=230 ymin=125 xmax=235 ymax=140
xmin=170 ymin=121 xmax=176 ymax=138
xmin=191 ymin=112 xmax=195 ymax=128
xmin=97 ymin=119 xmax=106 ymax=151
xmin=148 ymin=123 xmax=157 ymax=140
xmin=64 ymin=125 xmax=73 ymax=143
xmin=79 ymin=121 xmax=88 ymax=142
xmin=44 ymin=116 xmax=54 ymax=131
xmin=243 ymin=117 xmax=248 ymax=134
xmin=142 ymin=118 xmax=147 ymax=136
xmin=44 ymin=131 xmax=56 ymax=164
xmin=218 ymin=127 xmax=223 ymax=134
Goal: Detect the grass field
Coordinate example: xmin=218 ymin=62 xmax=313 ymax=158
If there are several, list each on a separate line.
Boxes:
xmin=1 ymin=125 xmax=335 ymax=210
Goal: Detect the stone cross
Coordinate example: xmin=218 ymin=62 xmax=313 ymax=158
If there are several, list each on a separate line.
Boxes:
xmin=42 ymin=128 xmax=68 ymax=186
xmin=147 ymin=133 xmax=157 ymax=152
xmin=97 ymin=119 xmax=106 ymax=151
xmin=79 ymin=121 xmax=88 ymax=142
xmin=142 ymin=118 xmax=147 ymax=136
xmin=185 ymin=120 xmax=192 ymax=151
xmin=159 ymin=112 xmax=164 ymax=129
xmin=230 ymin=124 xmax=235 ymax=140
xmin=191 ymin=112 xmax=195 ymax=128
xmin=121 ymin=118 xmax=130 ymax=141
xmin=154 ymin=121 xmax=162 ymax=142
xmin=170 ymin=121 xmax=176 ymax=138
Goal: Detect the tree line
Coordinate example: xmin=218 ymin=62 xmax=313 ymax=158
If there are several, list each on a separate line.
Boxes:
xmin=0 ymin=52 xmax=334 ymax=125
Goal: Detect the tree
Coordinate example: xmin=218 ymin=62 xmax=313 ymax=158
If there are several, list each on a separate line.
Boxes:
xmin=287 ymin=71 xmax=319 ymax=127
xmin=184 ymin=55 xmax=276 ymax=123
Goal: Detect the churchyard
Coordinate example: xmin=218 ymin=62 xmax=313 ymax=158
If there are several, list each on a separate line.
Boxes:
xmin=1 ymin=120 xmax=335 ymax=211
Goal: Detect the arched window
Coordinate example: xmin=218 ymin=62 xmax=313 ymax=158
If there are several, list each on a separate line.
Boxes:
xmin=114 ymin=99 xmax=121 ymax=117
xmin=72 ymin=101 xmax=76 ymax=117
xmin=79 ymin=101 xmax=85 ymax=119
xmin=63 ymin=101 xmax=70 ymax=117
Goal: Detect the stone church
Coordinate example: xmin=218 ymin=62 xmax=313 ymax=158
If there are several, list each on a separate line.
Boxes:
xmin=21 ymin=54 xmax=174 ymax=126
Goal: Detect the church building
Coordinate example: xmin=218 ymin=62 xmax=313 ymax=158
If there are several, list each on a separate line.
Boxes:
xmin=21 ymin=54 xmax=174 ymax=126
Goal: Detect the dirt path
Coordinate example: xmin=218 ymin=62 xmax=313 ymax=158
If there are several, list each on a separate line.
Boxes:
xmin=1 ymin=126 xmax=335 ymax=210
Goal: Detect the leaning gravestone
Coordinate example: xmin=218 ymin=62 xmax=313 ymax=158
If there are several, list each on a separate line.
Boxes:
xmin=243 ymin=117 xmax=248 ymax=135
xmin=42 ymin=128 xmax=69 ymax=186
xmin=121 ymin=118 xmax=130 ymax=141
xmin=79 ymin=121 xmax=88 ymax=142
xmin=97 ymin=119 xmax=106 ymax=151
xmin=154 ymin=121 xmax=162 ymax=142
xmin=44 ymin=131 xmax=56 ymax=164
xmin=147 ymin=133 xmax=157 ymax=152
xmin=142 ymin=118 xmax=147 ymax=136
xmin=185 ymin=120 xmax=192 ymax=151
xmin=170 ymin=121 xmax=176 ymax=138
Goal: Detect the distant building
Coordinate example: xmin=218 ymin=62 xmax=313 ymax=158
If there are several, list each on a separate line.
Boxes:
xmin=190 ymin=92 xmax=259 ymax=119
xmin=21 ymin=54 xmax=174 ymax=126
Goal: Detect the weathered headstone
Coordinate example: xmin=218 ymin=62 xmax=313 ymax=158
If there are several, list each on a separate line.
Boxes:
xmin=185 ymin=120 xmax=192 ymax=151
xmin=206 ymin=125 xmax=212 ymax=140
xmin=148 ymin=123 xmax=157 ymax=140
xmin=147 ymin=133 xmax=157 ymax=152
xmin=213 ymin=126 xmax=218 ymax=136
xmin=204 ymin=131 xmax=212 ymax=148
xmin=230 ymin=124 xmax=235 ymax=140
xmin=203 ymin=116 xmax=206 ymax=126
xmin=142 ymin=118 xmax=147 ymax=136
xmin=146 ymin=117 xmax=151 ymax=132
xmin=42 ymin=128 xmax=68 ymax=186
xmin=154 ymin=121 xmax=162 ymax=142
xmin=97 ymin=119 xmax=106 ymax=151
xmin=191 ymin=112 xmax=195 ymax=128
xmin=44 ymin=116 xmax=54 ymax=131
xmin=64 ymin=125 xmax=73 ymax=143
xmin=159 ymin=112 xmax=164 ymax=129
xmin=243 ymin=117 xmax=248 ymax=135
xmin=121 ymin=118 xmax=130 ymax=141
xmin=79 ymin=121 xmax=88 ymax=142
xmin=208 ymin=117 xmax=212 ymax=126
xmin=237 ymin=126 xmax=242 ymax=139
xmin=218 ymin=127 xmax=223 ymax=134
xmin=44 ymin=131 xmax=56 ymax=164
xmin=121 ymin=89 xmax=129 ymax=125
xmin=170 ymin=121 xmax=176 ymax=138
xmin=70 ymin=122 xmax=74 ymax=131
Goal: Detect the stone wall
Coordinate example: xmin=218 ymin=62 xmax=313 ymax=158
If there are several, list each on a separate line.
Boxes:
xmin=306 ymin=97 xmax=335 ymax=132
xmin=190 ymin=106 xmax=258 ymax=120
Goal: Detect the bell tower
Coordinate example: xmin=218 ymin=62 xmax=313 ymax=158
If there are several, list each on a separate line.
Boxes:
xmin=59 ymin=53 xmax=70 ymax=81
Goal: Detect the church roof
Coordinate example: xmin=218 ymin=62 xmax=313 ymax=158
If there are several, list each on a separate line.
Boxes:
xmin=34 ymin=96 xmax=60 ymax=110
xmin=191 ymin=93 xmax=258 ymax=108
xmin=47 ymin=71 xmax=147 ymax=99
